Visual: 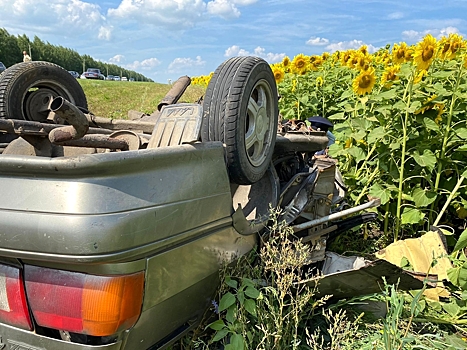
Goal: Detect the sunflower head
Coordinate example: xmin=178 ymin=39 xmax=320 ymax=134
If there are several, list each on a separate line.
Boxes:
xmin=438 ymin=33 xmax=465 ymax=60
xmin=291 ymin=53 xmax=309 ymax=74
xmin=357 ymin=55 xmax=371 ymax=71
xmin=316 ymin=76 xmax=324 ymax=87
xmin=340 ymin=50 xmax=353 ymax=66
xmin=359 ymin=45 xmax=368 ymax=55
xmin=392 ymin=42 xmax=409 ymax=64
xmin=272 ymin=66 xmax=285 ymax=84
xmin=352 ymin=67 xmax=376 ymax=95
xmin=347 ymin=51 xmax=363 ymax=70
xmin=413 ymin=34 xmax=438 ymax=70
xmin=380 ymin=64 xmax=400 ymax=87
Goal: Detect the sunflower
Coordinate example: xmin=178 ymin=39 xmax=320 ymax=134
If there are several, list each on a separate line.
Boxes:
xmin=291 ymin=53 xmax=308 ymax=74
xmin=347 ymin=51 xmax=363 ymax=69
xmin=352 ymin=67 xmax=376 ymax=95
xmin=321 ymin=52 xmax=330 ymax=61
xmin=434 ymin=103 xmax=444 ymax=125
xmin=310 ymin=55 xmax=323 ymax=66
xmin=340 ymin=50 xmax=353 ymax=66
xmin=392 ymin=42 xmax=409 ymax=64
xmin=332 ymin=51 xmax=341 ymax=63
xmin=380 ymin=64 xmax=400 ymax=87
xmin=359 ymin=45 xmax=369 ymax=55
xmin=282 ymin=56 xmax=291 ymax=68
xmin=404 ymin=46 xmax=414 ymax=62
xmin=438 ymin=33 xmax=465 ymax=60
xmin=272 ymin=66 xmax=285 ymax=84
xmin=316 ymin=76 xmax=324 ymax=87
xmin=415 ymin=94 xmax=438 ymax=114
xmin=413 ymin=34 xmax=438 ymax=70
xmin=356 ymin=55 xmax=372 ymax=71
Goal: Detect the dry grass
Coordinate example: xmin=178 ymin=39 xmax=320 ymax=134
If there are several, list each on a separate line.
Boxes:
xmin=78 ymin=79 xmax=206 ymax=119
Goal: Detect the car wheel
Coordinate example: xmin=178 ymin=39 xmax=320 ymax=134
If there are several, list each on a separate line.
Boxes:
xmin=0 ymin=61 xmax=87 ymax=122
xmin=202 ymin=56 xmax=278 ymax=185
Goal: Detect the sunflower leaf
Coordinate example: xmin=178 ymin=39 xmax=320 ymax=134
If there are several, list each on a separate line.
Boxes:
xmin=401 ymin=207 xmax=425 ymax=225
xmin=412 ymin=149 xmax=436 ymax=172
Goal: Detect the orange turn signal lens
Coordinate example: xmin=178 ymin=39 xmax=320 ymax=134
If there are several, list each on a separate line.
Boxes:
xmin=25 ymin=266 xmax=144 ymax=336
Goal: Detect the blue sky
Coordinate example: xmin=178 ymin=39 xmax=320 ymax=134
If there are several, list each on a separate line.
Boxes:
xmin=1 ymin=0 xmax=467 ymax=83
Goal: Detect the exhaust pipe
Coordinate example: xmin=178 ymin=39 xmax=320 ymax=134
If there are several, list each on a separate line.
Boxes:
xmin=157 ymin=75 xmax=191 ymax=111
xmin=48 ymin=97 xmax=89 ymax=143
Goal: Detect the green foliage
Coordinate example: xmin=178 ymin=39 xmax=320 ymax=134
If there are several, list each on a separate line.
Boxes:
xmin=205 ymin=209 xmax=328 ymax=350
xmin=277 ymin=51 xmax=467 ymax=241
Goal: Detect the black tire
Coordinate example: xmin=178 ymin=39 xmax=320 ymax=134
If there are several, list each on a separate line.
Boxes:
xmin=0 ymin=61 xmax=87 ymax=122
xmin=202 ymin=56 xmax=278 ymax=185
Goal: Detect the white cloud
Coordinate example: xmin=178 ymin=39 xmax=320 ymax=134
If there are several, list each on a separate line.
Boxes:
xmin=168 ymin=56 xmax=205 ymax=71
xmin=401 ymin=30 xmax=421 ymax=41
xmin=401 ymin=26 xmax=460 ymax=42
xmin=109 ymin=54 xmax=125 ymax=64
xmin=224 ymin=45 xmax=285 ymax=63
xmin=232 ymin=0 xmax=258 ymax=5
xmin=225 ymin=45 xmax=250 ymax=56
xmin=325 ymin=40 xmax=378 ymax=53
xmin=306 ymin=37 xmax=329 ymax=46
xmin=438 ymin=26 xmax=460 ymax=38
xmin=387 ymin=12 xmax=404 ymax=20
xmin=126 ymin=57 xmax=162 ymax=70
xmin=206 ymin=0 xmax=258 ymax=19
xmin=207 ymin=0 xmax=241 ymax=18
xmin=98 ymin=26 xmax=113 ymax=41
xmin=1 ymin=0 xmax=109 ymax=39
xmin=108 ymin=0 xmax=207 ymax=28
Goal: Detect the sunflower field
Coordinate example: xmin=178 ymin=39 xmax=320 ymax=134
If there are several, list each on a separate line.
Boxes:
xmin=193 ymin=33 xmax=467 ymax=244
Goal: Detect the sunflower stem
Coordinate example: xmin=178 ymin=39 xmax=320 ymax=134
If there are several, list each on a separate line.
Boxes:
xmin=433 ymin=175 xmax=465 ymax=226
xmin=394 ymin=71 xmax=414 ymax=241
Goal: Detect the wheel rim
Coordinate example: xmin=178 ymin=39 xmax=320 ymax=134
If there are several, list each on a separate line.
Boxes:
xmin=244 ymin=79 xmax=276 ymax=167
xmin=21 ymin=79 xmax=77 ymax=121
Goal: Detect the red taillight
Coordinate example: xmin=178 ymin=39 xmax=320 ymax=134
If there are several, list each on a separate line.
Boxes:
xmin=24 ymin=266 xmax=144 ymax=336
xmin=0 ymin=264 xmax=33 ymax=330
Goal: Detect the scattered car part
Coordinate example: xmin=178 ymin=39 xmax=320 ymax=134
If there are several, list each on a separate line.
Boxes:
xmin=48 ymin=96 xmax=89 ymax=143
xmin=0 ymin=61 xmax=87 ymax=121
xmin=147 ymin=103 xmax=202 ymax=148
xmin=157 ymin=75 xmax=191 ymax=111
xmin=302 ymin=252 xmax=433 ymax=299
xmin=375 ymin=229 xmax=452 ymax=300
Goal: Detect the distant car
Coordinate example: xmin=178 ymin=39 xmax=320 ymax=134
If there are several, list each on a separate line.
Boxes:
xmin=114 ymin=76 xmax=121 ymax=81
xmin=129 ymin=78 xmax=135 ymax=82
xmin=0 ymin=62 xmax=6 ymax=74
xmin=68 ymin=71 xmax=79 ymax=79
xmin=122 ymin=76 xmax=128 ymax=81
xmin=82 ymin=68 xmax=105 ymax=80
xmin=106 ymin=75 xmax=114 ymax=81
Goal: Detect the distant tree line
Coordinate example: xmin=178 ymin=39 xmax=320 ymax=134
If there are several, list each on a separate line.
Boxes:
xmin=0 ymin=28 xmax=153 ymax=82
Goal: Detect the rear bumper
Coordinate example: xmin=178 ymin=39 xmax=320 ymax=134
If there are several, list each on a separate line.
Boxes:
xmin=0 ymin=323 xmax=122 ymax=350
